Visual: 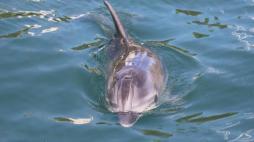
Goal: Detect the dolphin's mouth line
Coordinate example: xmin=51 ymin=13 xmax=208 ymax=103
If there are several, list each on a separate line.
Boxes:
xmin=117 ymin=111 xmax=142 ymax=115
xmin=117 ymin=111 xmax=142 ymax=127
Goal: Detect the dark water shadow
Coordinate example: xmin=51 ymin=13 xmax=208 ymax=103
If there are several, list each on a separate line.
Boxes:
xmin=174 ymin=7 xmax=227 ymax=30
xmin=96 ymin=121 xmax=115 ymax=125
xmin=192 ymin=18 xmax=227 ymax=29
xmin=71 ymin=37 xmax=107 ymax=51
xmin=139 ymin=129 xmax=173 ymax=139
xmin=144 ymin=39 xmax=197 ymax=60
xmin=54 ymin=117 xmax=72 ymax=123
xmin=176 ymin=9 xmax=202 ymax=16
xmin=193 ymin=32 xmax=209 ymax=39
xmin=176 ymin=112 xmax=238 ymax=123
xmin=0 ymin=10 xmax=44 ymax=19
xmin=0 ymin=26 xmax=30 ymax=39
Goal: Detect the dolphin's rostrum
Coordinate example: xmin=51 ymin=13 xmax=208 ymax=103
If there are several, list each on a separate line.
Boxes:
xmin=104 ymin=0 xmax=165 ymax=127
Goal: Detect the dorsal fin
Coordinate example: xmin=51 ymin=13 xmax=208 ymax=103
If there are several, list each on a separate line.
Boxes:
xmin=104 ymin=0 xmax=128 ymax=43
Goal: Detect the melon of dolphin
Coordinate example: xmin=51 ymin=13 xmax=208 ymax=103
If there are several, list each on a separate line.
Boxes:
xmin=104 ymin=0 xmax=165 ymax=127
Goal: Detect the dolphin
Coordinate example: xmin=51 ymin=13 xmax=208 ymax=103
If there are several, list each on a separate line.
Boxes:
xmin=104 ymin=0 xmax=165 ymax=127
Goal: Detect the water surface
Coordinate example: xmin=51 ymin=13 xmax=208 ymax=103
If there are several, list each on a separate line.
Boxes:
xmin=1 ymin=0 xmax=254 ymax=141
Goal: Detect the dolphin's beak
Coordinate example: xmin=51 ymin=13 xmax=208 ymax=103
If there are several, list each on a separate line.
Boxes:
xmin=117 ymin=112 xmax=141 ymax=127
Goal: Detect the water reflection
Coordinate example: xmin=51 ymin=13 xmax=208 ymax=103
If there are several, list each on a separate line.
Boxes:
xmin=41 ymin=27 xmax=58 ymax=33
xmin=83 ymin=64 xmax=102 ymax=75
xmin=0 ymin=24 xmax=59 ymax=39
xmin=54 ymin=116 xmax=93 ymax=125
xmin=154 ymin=106 xmax=183 ymax=115
xmin=0 ymin=10 xmax=86 ymax=23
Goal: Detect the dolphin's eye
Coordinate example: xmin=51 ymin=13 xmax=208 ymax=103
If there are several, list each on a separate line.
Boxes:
xmin=154 ymin=95 xmax=158 ymax=102
xmin=124 ymin=75 xmax=132 ymax=80
xmin=115 ymin=75 xmax=121 ymax=81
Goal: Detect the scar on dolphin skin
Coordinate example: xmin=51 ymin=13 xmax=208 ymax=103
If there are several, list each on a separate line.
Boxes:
xmin=103 ymin=0 xmax=166 ymax=127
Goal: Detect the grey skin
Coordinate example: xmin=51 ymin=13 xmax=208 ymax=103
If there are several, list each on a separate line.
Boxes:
xmin=104 ymin=0 xmax=165 ymax=127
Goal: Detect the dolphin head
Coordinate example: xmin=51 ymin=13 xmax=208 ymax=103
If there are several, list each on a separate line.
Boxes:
xmin=107 ymin=66 xmax=159 ymax=127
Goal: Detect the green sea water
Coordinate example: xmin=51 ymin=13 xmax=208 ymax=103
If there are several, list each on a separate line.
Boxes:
xmin=1 ymin=0 xmax=254 ymax=141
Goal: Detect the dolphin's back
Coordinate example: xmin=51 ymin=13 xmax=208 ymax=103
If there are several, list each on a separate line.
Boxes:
xmin=107 ymin=47 xmax=164 ymax=113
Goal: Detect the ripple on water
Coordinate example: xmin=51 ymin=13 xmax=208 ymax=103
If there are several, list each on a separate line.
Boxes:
xmin=229 ymin=129 xmax=254 ymax=142
xmin=232 ymin=24 xmax=254 ymax=50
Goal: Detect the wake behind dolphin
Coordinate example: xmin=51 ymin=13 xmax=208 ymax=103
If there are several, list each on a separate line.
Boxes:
xmin=104 ymin=0 xmax=166 ymax=127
